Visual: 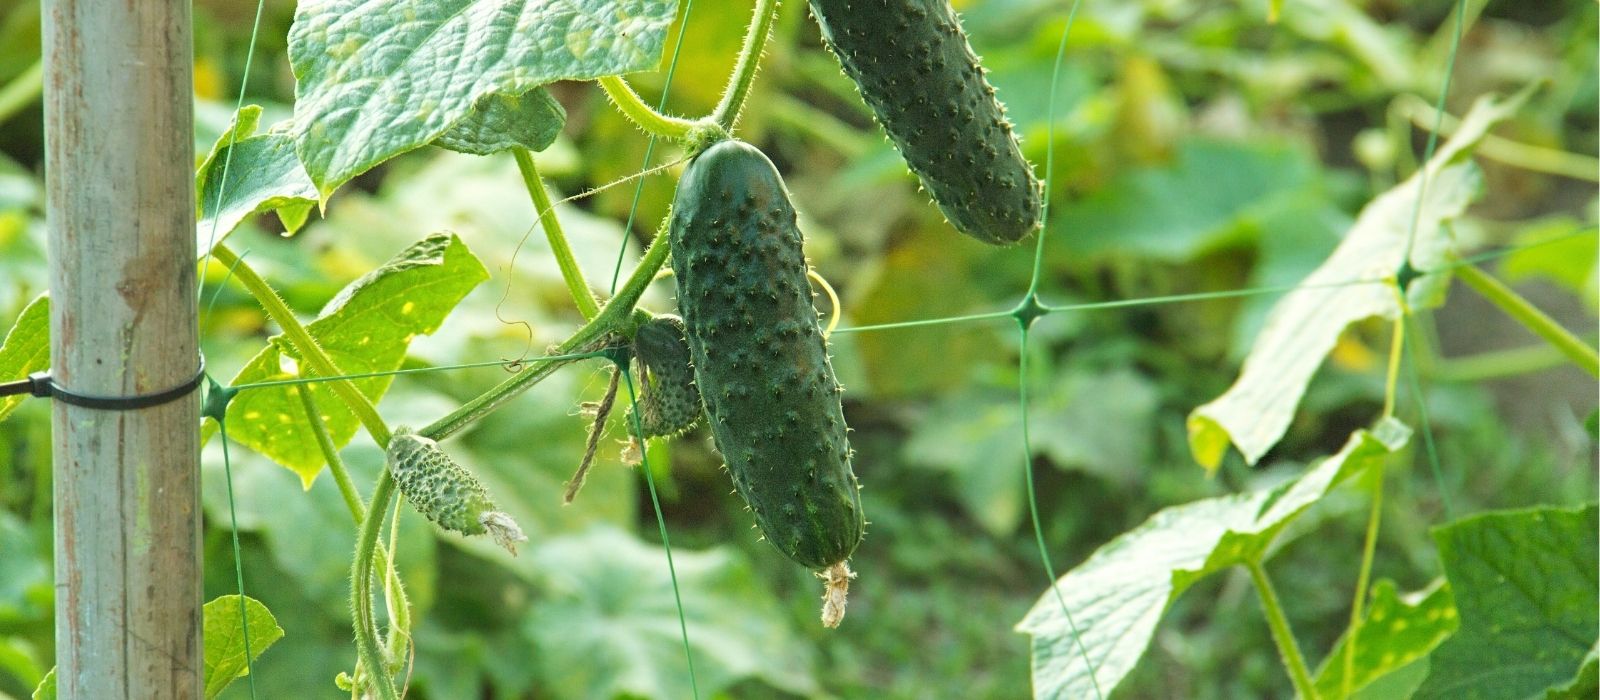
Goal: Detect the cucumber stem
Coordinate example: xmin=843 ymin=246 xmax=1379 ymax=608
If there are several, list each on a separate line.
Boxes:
xmin=351 ymin=472 xmax=400 ymax=700
xmin=1247 ymin=560 xmax=1320 ymax=700
xmin=1343 ymin=463 xmax=1386 ymax=698
xmin=1454 ymin=263 xmax=1599 ymax=378
xmin=513 ymin=148 xmax=600 ymax=319
xmin=213 ymin=245 xmax=394 ymax=446
xmin=214 ymin=244 xmax=400 ymax=699
xmin=419 ymin=233 xmax=671 ymax=442
xmin=712 ymin=0 xmax=781 ymax=131
xmin=598 ymin=75 xmax=699 ymax=141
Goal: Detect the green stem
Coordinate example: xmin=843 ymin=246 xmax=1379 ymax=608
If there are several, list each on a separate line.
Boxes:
xmin=598 ymin=76 xmax=699 ymax=141
xmin=1247 ymin=560 xmax=1319 ymax=700
xmin=420 ymin=235 xmax=670 ymax=441
xmin=1431 ymin=342 xmax=1584 ymax=382
xmin=1454 ymin=263 xmax=1600 ymax=378
xmin=214 ymin=245 xmax=394 ymax=446
xmin=513 ymin=148 xmax=600 ymax=320
xmin=0 ymin=59 xmax=42 ymax=125
xmin=711 ymin=0 xmax=781 ymax=131
xmin=298 ymin=387 xmax=367 ymax=523
xmin=1343 ymin=464 xmax=1386 ymax=698
xmin=215 ymin=244 xmax=399 ymax=699
xmin=381 ymin=496 xmax=412 ymax=676
xmin=1381 ymin=306 xmax=1406 ymax=419
xmin=1399 ymin=94 xmax=1598 ymax=182
xmin=298 ymin=386 xmax=410 ymax=677
xmin=351 ymin=472 xmax=399 ymax=700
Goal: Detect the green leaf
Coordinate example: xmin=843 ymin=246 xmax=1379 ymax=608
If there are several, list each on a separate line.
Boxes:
xmin=0 ymin=294 xmax=47 ymax=423
xmin=196 ymin=113 xmax=319 ymax=253
xmin=435 ymin=87 xmax=567 ymax=155
xmin=1499 ymin=218 xmax=1598 ymax=311
xmin=287 ymin=0 xmax=677 ymax=198
xmin=1016 ymin=419 xmax=1411 ymax=699
xmin=1415 ymin=503 xmax=1599 ymax=700
xmin=1313 ymin=580 xmax=1459 ymax=698
xmin=524 ymin=527 xmax=821 ymax=700
xmin=1049 ymin=139 xmax=1319 ymax=262
xmin=30 ymin=667 xmax=52 ymax=700
xmin=218 ymin=233 xmax=488 ymax=486
xmin=1188 ymin=88 xmax=1533 ymax=470
xmin=195 ymin=105 xmax=263 ymax=178
xmin=1547 ymin=644 xmax=1598 ymax=699
xmin=202 ymin=595 xmax=285 ymax=699
xmin=905 ymin=368 xmax=1158 ymax=535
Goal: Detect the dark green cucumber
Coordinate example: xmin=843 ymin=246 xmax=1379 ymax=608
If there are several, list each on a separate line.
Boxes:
xmin=626 ymin=314 xmax=702 ymax=439
xmin=810 ymin=0 xmax=1040 ymax=244
xmin=669 ymin=139 xmax=865 ymax=570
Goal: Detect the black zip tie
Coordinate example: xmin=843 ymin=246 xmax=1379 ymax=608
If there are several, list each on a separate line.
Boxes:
xmin=0 ymin=357 xmax=206 ymax=410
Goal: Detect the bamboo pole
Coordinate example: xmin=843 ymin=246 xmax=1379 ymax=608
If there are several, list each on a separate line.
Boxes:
xmin=42 ymin=0 xmax=201 ymax=695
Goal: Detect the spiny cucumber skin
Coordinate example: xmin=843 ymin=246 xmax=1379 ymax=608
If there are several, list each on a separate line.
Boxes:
xmin=386 ymin=430 xmax=495 ymax=536
xmin=669 ymin=139 xmax=865 ymax=570
xmin=627 ymin=314 xmax=702 ymax=439
xmin=810 ymin=0 xmax=1041 ymax=245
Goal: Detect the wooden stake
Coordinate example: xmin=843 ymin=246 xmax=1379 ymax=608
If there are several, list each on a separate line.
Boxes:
xmin=43 ymin=0 xmax=201 ymax=695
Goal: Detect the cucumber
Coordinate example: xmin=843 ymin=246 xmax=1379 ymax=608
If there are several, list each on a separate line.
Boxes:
xmin=669 ymin=139 xmax=865 ymax=571
xmin=809 ymin=0 xmax=1041 ymax=244
xmin=387 ymin=428 xmax=525 ymax=554
xmin=626 ymin=314 xmax=703 ymax=439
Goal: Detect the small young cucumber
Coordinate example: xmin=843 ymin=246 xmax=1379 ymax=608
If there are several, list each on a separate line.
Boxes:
xmin=626 ymin=314 xmax=703 ymax=439
xmin=386 ymin=429 xmax=525 ymax=554
xmin=809 ymin=0 xmax=1041 ymax=245
xmin=669 ymin=139 xmax=865 ymax=570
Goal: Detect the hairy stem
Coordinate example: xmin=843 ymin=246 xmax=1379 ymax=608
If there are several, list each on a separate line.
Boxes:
xmin=598 ymin=76 xmax=699 ymax=141
xmin=351 ymin=472 xmax=398 ymax=700
xmin=1454 ymin=263 xmax=1599 ymax=378
xmin=513 ymin=148 xmax=600 ymax=320
xmin=298 ymin=387 xmax=410 ymax=679
xmin=1343 ymin=464 xmax=1386 ymax=698
xmin=712 ymin=0 xmax=781 ymax=130
xmin=214 ymin=245 xmax=393 ymax=446
xmin=0 ymin=59 xmax=42 ymax=125
xmin=298 ymin=387 xmax=366 ymax=523
xmin=215 ymin=244 xmax=399 ymax=699
xmin=1247 ymin=560 xmax=1319 ymax=700
xmin=421 ymin=235 xmax=671 ymax=441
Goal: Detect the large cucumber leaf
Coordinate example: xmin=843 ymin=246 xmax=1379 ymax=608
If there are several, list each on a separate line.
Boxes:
xmin=1017 ymin=419 xmax=1410 ymax=699
xmin=195 ymin=106 xmax=319 ymax=254
xmin=1415 ymin=503 xmax=1598 ymax=700
xmin=215 ymin=233 xmax=488 ymax=487
xmin=1188 ymin=87 xmax=1533 ymax=470
xmin=435 ymin=87 xmax=567 ymax=156
xmin=1312 ymin=579 xmax=1457 ymax=698
xmin=288 ymin=0 xmax=676 ymax=198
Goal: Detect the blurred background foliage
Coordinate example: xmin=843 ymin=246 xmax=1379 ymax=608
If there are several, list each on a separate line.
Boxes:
xmin=0 ymin=0 xmax=1595 ymax=697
